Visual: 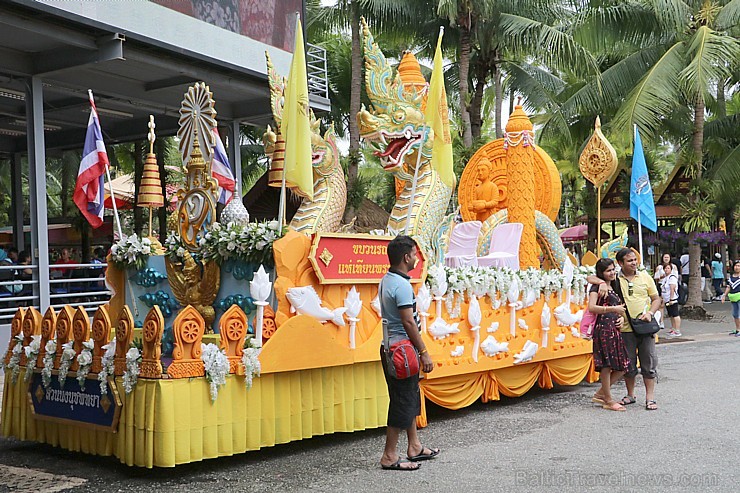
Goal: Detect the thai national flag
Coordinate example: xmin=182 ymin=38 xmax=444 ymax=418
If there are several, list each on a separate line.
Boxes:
xmin=211 ymin=128 xmax=236 ymax=205
xmin=73 ymin=94 xmax=109 ymax=228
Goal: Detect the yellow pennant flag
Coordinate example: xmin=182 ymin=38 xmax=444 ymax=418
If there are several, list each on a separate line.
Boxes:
xmin=280 ymin=18 xmax=313 ymax=200
xmin=425 ymin=29 xmax=455 ymax=189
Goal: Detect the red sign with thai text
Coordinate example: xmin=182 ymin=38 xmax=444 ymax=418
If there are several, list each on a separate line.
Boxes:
xmin=308 ymin=233 xmax=426 ymax=284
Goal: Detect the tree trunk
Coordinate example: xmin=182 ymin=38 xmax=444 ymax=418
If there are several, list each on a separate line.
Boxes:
xmin=686 ymin=96 xmax=705 ymax=309
xmin=717 ymin=78 xmax=727 ymax=119
xmin=726 ymin=212 xmax=738 ymax=261
xmin=342 ymin=1 xmax=362 ymax=223
xmin=470 ymin=61 xmax=487 ymax=140
xmin=133 ymin=141 xmax=145 ymax=236
xmin=509 ymin=88 xmax=514 ymax=116
xmin=459 ymin=26 xmax=472 ymax=148
xmin=493 ymin=62 xmax=503 ymax=139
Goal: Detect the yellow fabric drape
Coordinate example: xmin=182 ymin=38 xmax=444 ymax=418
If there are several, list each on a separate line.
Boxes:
xmin=2 ymin=363 xmax=389 ymax=468
xmin=3 ymin=355 xmax=596 ymax=467
xmin=418 ymin=354 xmax=594 ymax=427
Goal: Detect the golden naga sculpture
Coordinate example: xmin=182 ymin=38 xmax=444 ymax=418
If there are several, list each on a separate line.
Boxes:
xmin=357 ymin=19 xmax=452 ymax=253
xmin=263 ymin=53 xmax=346 ymax=234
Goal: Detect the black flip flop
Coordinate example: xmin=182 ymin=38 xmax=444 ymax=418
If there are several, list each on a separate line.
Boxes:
xmin=408 ymin=447 xmax=440 ymax=462
xmin=381 ymin=459 xmax=420 ymax=471
xmin=621 ymin=395 xmax=636 ymax=406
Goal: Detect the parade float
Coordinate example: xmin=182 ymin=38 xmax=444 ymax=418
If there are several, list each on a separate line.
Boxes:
xmin=0 ymin=21 xmax=617 ymax=468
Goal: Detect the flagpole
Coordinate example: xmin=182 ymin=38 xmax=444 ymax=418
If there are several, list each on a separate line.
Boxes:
xmin=404 ymin=25 xmax=443 ymax=236
xmin=404 ymin=125 xmax=428 ymax=235
xmin=638 ymin=209 xmax=644 ymax=268
xmin=90 ymin=89 xmax=123 ymax=240
xmin=597 ymin=187 xmax=601 ymax=254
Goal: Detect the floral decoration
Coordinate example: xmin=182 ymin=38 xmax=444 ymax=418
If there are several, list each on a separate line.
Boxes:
xmin=2 ymin=334 xmax=23 ymax=384
xmin=241 ymin=339 xmax=261 ymax=389
xmin=41 ymin=339 xmax=57 ymax=389
xmin=75 ymin=340 xmax=94 ymax=391
xmin=201 ymin=220 xmax=285 ymax=267
xmin=110 ymin=234 xmax=153 ymax=270
xmin=201 ymin=343 xmax=229 ymax=402
xmin=98 ymin=340 xmax=116 ymax=396
xmin=123 ymin=346 xmax=141 ymax=395
xmin=23 ymin=335 xmax=42 ymax=383
xmin=57 ymin=341 xmax=76 ymax=388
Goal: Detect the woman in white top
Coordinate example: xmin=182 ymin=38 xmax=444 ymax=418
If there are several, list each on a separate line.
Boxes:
xmin=661 ymin=263 xmax=682 ymax=336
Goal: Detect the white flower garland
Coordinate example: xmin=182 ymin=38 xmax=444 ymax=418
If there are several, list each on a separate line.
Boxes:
xmin=122 ymin=347 xmax=141 ymax=395
xmin=425 ymin=265 xmax=591 ymax=308
xmin=241 ymin=346 xmax=262 ymax=389
xmin=57 ymin=341 xmax=76 ymax=388
xmin=3 ymin=335 xmax=23 ymax=384
xmin=23 ymin=335 xmax=42 ymax=383
xmin=41 ymin=339 xmax=57 ymax=389
xmin=202 ymin=343 xmax=229 ymax=402
xmin=75 ymin=340 xmax=95 ymax=391
xmin=110 ymin=233 xmax=152 ymax=270
xmin=98 ymin=340 xmax=116 ymax=396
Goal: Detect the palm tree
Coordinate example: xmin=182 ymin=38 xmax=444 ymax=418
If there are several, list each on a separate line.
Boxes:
xmin=572 ymin=0 xmax=740 ymax=310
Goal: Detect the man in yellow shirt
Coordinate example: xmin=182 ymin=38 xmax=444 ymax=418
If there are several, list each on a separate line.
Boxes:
xmin=590 ymin=249 xmax=662 ymax=410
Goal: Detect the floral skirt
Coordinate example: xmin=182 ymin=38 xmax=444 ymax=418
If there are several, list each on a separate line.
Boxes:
xmin=593 ymin=317 xmax=631 ymax=372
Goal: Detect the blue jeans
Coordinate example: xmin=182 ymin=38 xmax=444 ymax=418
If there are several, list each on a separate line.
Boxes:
xmin=713 ymin=278 xmax=724 ymax=297
xmin=732 ymin=301 xmax=740 ymax=320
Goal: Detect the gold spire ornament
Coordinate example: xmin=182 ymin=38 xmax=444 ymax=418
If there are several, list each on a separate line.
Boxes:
xmin=578 ymin=116 xmax=618 ymax=249
xmin=138 ymin=115 xmax=165 ymax=242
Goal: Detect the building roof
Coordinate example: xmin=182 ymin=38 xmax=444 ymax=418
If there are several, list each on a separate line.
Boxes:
xmin=0 ymin=0 xmax=329 ymax=155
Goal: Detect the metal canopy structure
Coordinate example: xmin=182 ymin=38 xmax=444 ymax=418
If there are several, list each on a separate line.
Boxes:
xmin=0 ymin=1 xmax=328 ymax=155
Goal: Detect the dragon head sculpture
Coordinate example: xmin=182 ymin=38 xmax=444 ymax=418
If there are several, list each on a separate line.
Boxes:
xmin=263 ymin=52 xmax=338 ymax=176
xmin=357 ymin=18 xmax=432 ymax=178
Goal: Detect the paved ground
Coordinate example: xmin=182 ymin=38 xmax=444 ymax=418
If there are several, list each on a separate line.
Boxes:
xmin=1 ymin=301 xmax=738 ymax=492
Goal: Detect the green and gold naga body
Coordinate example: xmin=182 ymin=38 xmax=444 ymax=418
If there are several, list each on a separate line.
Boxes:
xmin=357 ymin=19 xmax=453 ymax=254
xmin=264 ymin=54 xmax=346 ymax=234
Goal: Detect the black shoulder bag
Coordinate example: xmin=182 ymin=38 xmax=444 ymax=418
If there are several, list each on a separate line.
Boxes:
xmin=611 ymin=277 xmax=660 ymax=336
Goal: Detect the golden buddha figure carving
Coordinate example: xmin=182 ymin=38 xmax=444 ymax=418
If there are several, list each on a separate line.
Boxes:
xmin=469 ymin=158 xmax=501 ymax=222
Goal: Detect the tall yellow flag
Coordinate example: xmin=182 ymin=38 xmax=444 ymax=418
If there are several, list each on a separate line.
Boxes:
xmin=280 ymin=18 xmax=313 ymax=200
xmin=425 ymin=29 xmax=455 ymax=189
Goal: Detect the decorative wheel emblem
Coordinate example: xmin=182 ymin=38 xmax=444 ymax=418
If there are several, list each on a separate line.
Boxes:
xmin=226 ymin=320 xmax=242 ymax=340
xmin=181 ymin=320 xmax=200 ymax=343
xmin=144 ymin=320 xmax=158 ymax=342
xmin=178 ymin=82 xmax=217 ymax=168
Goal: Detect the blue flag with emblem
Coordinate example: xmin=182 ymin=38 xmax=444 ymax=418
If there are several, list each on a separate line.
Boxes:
xmin=630 ymin=126 xmax=657 ymax=233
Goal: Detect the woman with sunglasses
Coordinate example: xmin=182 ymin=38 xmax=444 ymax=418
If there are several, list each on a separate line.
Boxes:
xmin=721 ymin=260 xmax=740 ymax=335
xmin=589 ymin=258 xmax=630 ymax=411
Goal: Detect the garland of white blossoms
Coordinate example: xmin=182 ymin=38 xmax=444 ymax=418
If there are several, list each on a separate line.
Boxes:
xmin=110 ymin=233 xmax=153 ymax=270
xmin=23 ymin=335 xmax=42 ymax=383
xmin=202 ymin=343 xmax=229 ymax=402
xmin=122 ymin=346 xmax=141 ymax=394
xmin=57 ymin=341 xmax=76 ymax=388
xmin=425 ymin=265 xmax=592 ymax=312
xmin=241 ymin=341 xmax=261 ymax=389
xmin=202 ymin=220 xmax=284 ymax=267
xmin=2 ymin=334 xmax=23 ymax=384
xmin=41 ymin=339 xmax=57 ymax=389
xmin=75 ymin=340 xmax=95 ymax=391
xmin=98 ymin=340 xmax=116 ymax=396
